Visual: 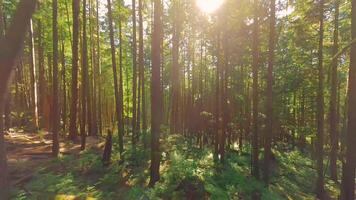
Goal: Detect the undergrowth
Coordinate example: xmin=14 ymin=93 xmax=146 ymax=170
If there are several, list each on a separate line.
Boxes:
xmin=11 ymin=134 xmax=339 ymax=200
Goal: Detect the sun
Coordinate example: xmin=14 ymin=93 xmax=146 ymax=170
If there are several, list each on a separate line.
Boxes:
xmin=196 ymin=0 xmax=224 ymax=14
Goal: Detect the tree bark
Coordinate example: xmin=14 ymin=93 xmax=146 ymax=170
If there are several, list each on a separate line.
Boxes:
xmin=263 ymin=0 xmax=276 ymax=184
xmin=52 ymin=0 xmax=60 ymax=157
xmin=107 ymin=0 xmax=124 ymax=156
xmin=251 ymin=0 xmax=260 ymax=179
xmin=149 ymin=0 xmax=163 ymax=187
xmin=69 ymin=0 xmax=80 ymax=141
xmin=29 ymin=18 xmax=39 ymax=130
xmin=0 ymin=1 xmax=37 ymax=198
xmin=329 ymin=0 xmax=340 ymax=182
xmin=316 ymin=0 xmax=325 ymax=197
xmin=341 ymin=0 xmax=356 ymax=199
xmin=132 ymin=0 xmax=138 ymax=145
xmin=138 ymin=0 xmax=147 ymax=142
xmin=170 ymin=0 xmax=181 ymax=135
xmin=80 ymin=0 xmax=89 ymax=150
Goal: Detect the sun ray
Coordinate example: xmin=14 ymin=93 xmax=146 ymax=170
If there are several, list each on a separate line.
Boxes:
xmin=196 ymin=0 xmax=224 ymax=14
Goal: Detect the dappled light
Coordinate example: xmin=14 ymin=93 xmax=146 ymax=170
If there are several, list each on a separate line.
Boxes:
xmin=1 ymin=0 xmax=356 ymax=199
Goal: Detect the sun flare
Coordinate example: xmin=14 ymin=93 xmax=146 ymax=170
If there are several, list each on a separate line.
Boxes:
xmin=196 ymin=0 xmax=224 ymax=14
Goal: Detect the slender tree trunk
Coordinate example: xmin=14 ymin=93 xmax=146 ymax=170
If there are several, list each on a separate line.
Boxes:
xmin=52 ymin=0 xmax=60 ymax=157
xmin=138 ymin=0 xmax=147 ymax=142
xmin=80 ymin=0 xmax=89 ymax=150
xmin=29 ymin=19 xmax=39 ymax=131
xmin=316 ymin=0 xmax=325 ymax=197
xmin=170 ymin=0 xmax=181 ymax=135
xmin=251 ymin=0 xmax=260 ymax=179
xmin=263 ymin=0 xmax=276 ymax=184
xmin=341 ymin=0 xmax=356 ymax=198
xmin=61 ymin=42 xmax=67 ymax=132
xmin=107 ymin=0 xmax=124 ymax=156
xmin=0 ymin=1 xmax=7 ymax=197
xmin=96 ymin=0 xmax=102 ymax=135
xmin=69 ymin=0 xmax=80 ymax=141
xmin=329 ymin=0 xmax=340 ymax=182
xmin=38 ymin=18 xmax=46 ymax=128
xmin=149 ymin=0 xmax=163 ymax=187
xmin=118 ymin=3 xmax=124 ymax=155
xmin=132 ymin=0 xmax=138 ymax=144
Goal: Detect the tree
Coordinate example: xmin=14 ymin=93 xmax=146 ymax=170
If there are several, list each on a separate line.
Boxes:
xmin=107 ymin=0 xmax=124 ymax=156
xmin=316 ymin=0 xmax=325 ymax=197
xmin=132 ymin=0 xmax=138 ymax=144
xmin=69 ymin=0 xmax=80 ymax=141
xmin=341 ymin=0 xmax=356 ymax=198
xmin=52 ymin=0 xmax=60 ymax=157
xmin=329 ymin=0 xmax=340 ymax=182
xmin=149 ymin=0 xmax=163 ymax=187
xmin=251 ymin=0 xmax=260 ymax=179
xmin=80 ymin=0 xmax=89 ymax=150
xmin=29 ymin=18 xmax=39 ymax=130
xmin=0 ymin=0 xmax=37 ymax=198
xmin=170 ymin=0 xmax=181 ymax=135
xmin=263 ymin=0 xmax=276 ymax=184
xmin=138 ymin=0 xmax=147 ymax=141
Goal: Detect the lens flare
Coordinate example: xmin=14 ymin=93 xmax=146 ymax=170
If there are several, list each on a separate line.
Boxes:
xmin=196 ymin=0 xmax=224 ymax=14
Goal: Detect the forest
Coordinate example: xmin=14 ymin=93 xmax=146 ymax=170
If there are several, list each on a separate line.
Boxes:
xmin=0 ymin=0 xmax=356 ymax=199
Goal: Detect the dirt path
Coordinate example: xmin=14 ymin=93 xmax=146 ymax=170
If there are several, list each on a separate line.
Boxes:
xmin=5 ymin=131 xmax=102 ymax=187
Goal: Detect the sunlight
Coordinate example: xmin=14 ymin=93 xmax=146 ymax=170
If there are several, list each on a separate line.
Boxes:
xmin=196 ymin=0 xmax=224 ymax=14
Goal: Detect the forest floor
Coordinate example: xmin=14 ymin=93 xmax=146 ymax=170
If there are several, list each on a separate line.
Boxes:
xmin=7 ymin=131 xmax=341 ymax=200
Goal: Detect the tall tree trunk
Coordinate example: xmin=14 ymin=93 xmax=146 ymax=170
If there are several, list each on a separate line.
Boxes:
xmin=132 ymin=0 xmax=138 ymax=144
xmin=96 ymin=0 xmax=102 ymax=135
xmin=329 ymin=0 xmax=340 ymax=182
xmin=107 ymin=0 xmax=124 ymax=156
xmin=214 ymin=32 xmax=221 ymax=160
xmin=52 ymin=0 xmax=60 ymax=157
xmin=0 ymin=1 xmax=37 ymax=198
xmin=251 ymin=0 xmax=260 ymax=179
xmin=170 ymin=0 xmax=181 ymax=135
xmin=149 ymin=0 xmax=163 ymax=187
xmin=61 ymin=42 xmax=67 ymax=132
xmin=138 ymin=0 xmax=147 ymax=142
xmin=38 ymin=18 xmax=46 ymax=128
xmin=341 ymin=0 xmax=356 ymax=198
xmin=29 ymin=18 xmax=39 ymax=131
xmin=69 ymin=0 xmax=80 ymax=141
xmin=0 ymin=0 xmax=6 ymax=197
xmin=263 ymin=0 xmax=276 ymax=184
xmin=316 ymin=0 xmax=325 ymax=197
xmin=118 ymin=2 xmax=124 ymax=155
xmin=80 ymin=0 xmax=89 ymax=150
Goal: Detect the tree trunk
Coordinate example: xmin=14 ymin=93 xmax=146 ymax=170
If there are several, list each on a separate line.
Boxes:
xmin=170 ymin=0 xmax=181 ymax=135
xmin=329 ymin=0 xmax=340 ymax=182
xmin=118 ymin=3 xmax=124 ymax=155
xmin=0 ymin=1 xmax=37 ymax=198
xmin=149 ymin=0 xmax=163 ymax=187
xmin=316 ymin=0 xmax=325 ymax=197
xmin=107 ymin=0 xmax=124 ymax=156
xmin=29 ymin=18 xmax=39 ymax=131
xmin=52 ymin=0 xmax=60 ymax=157
xmin=138 ymin=0 xmax=147 ymax=143
xmin=263 ymin=0 xmax=276 ymax=184
xmin=341 ymin=0 xmax=356 ymax=199
xmin=251 ymin=0 xmax=260 ymax=179
xmin=96 ymin=0 xmax=102 ymax=135
xmin=132 ymin=0 xmax=138 ymax=145
xmin=80 ymin=0 xmax=89 ymax=150
xmin=61 ymin=42 xmax=67 ymax=132
xmin=69 ymin=0 xmax=80 ymax=141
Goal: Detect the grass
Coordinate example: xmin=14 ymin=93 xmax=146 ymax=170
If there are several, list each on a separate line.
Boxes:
xmin=11 ymin=133 xmax=340 ymax=200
